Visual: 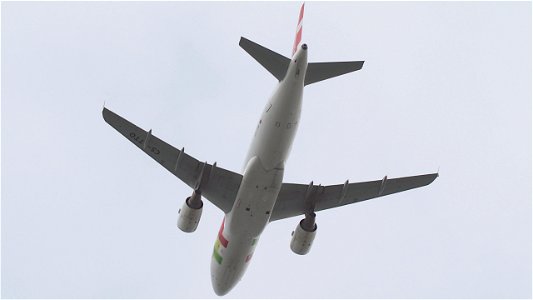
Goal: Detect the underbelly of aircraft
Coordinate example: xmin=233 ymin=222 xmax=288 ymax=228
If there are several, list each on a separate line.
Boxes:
xmin=210 ymin=155 xmax=284 ymax=295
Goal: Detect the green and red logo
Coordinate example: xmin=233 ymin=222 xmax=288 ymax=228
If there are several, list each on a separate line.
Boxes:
xmin=212 ymin=218 xmax=229 ymax=265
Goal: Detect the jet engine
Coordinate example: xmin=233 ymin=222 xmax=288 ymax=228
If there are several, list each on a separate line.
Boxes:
xmin=290 ymin=212 xmax=317 ymax=255
xmin=177 ymin=190 xmax=203 ymax=233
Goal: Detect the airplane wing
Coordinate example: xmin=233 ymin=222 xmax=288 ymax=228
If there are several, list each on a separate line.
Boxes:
xmin=102 ymin=107 xmax=241 ymax=213
xmin=270 ymin=173 xmax=438 ymax=221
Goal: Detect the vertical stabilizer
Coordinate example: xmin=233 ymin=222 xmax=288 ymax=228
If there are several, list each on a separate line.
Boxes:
xmin=292 ymin=3 xmax=305 ymax=56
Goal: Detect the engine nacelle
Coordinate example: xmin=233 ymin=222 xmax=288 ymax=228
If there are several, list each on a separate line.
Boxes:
xmin=177 ymin=190 xmax=203 ymax=233
xmin=290 ymin=213 xmax=317 ymax=255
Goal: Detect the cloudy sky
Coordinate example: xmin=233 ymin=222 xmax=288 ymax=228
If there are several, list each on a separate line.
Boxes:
xmin=2 ymin=1 xmax=531 ymax=298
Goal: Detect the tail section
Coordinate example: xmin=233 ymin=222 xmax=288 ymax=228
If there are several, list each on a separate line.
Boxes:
xmin=240 ymin=3 xmax=364 ymax=85
xmin=292 ymin=3 xmax=305 ymax=56
xmin=290 ymin=2 xmax=364 ymax=85
xmin=239 ymin=3 xmax=305 ymax=82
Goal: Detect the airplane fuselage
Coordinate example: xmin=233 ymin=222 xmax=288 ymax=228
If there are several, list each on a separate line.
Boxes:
xmin=102 ymin=5 xmax=437 ymax=295
xmin=210 ymin=46 xmax=308 ymax=295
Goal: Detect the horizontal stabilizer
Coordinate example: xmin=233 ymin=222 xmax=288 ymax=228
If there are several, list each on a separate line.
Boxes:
xmin=239 ymin=37 xmax=291 ymax=81
xmin=304 ymin=61 xmax=364 ymax=85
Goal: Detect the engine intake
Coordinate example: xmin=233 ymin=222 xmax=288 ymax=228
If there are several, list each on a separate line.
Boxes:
xmin=177 ymin=190 xmax=203 ymax=233
xmin=290 ymin=213 xmax=317 ymax=255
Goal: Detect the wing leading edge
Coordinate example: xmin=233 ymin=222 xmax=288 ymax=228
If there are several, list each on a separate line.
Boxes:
xmin=270 ymin=173 xmax=438 ymax=221
xmin=102 ymin=107 xmax=241 ymax=213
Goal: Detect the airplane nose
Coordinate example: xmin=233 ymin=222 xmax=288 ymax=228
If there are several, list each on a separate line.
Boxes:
xmin=213 ymin=283 xmax=231 ymax=296
xmin=211 ymin=263 xmax=235 ymax=296
xmin=210 ymin=250 xmax=243 ymax=296
xmin=211 ymin=274 xmax=233 ymax=296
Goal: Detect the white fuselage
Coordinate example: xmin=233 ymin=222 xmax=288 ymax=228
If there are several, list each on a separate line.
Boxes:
xmin=210 ymin=46 xmax=308 ymax=296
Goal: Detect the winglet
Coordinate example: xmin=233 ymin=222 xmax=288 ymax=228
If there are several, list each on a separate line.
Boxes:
xmin=292 ymin=3 xmax=305 ymax=56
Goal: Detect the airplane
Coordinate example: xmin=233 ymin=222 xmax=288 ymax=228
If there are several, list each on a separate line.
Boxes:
xmin=102 ymin=3 xmax=438 ymax=296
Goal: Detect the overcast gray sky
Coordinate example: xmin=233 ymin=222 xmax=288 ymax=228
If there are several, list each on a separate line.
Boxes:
xmin=2 ymin=1 xmax=531 ymax=298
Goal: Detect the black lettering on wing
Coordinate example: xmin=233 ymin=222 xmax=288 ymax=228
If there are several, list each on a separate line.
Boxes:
xmin=129 ymin=132 xmax=144 ymax=145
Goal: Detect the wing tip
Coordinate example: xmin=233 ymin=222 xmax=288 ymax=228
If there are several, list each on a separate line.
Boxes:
xmin=238 ymin=36 xmax=246 ymax=47
xmin=427 ymin=172 xmax=439 ymax=185
xmin=102 ymin=106 xmax=108 ymax=118
xmin=102 ymin=106 xmax=115 ymax=124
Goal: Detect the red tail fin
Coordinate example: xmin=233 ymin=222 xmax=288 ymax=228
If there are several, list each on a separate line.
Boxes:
xmin=292 ymin=3 xmax=305 ymax=56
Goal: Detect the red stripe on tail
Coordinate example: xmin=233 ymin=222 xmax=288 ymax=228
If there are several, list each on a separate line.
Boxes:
xmin=292 ymin=3 xmax=305 ymax=56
